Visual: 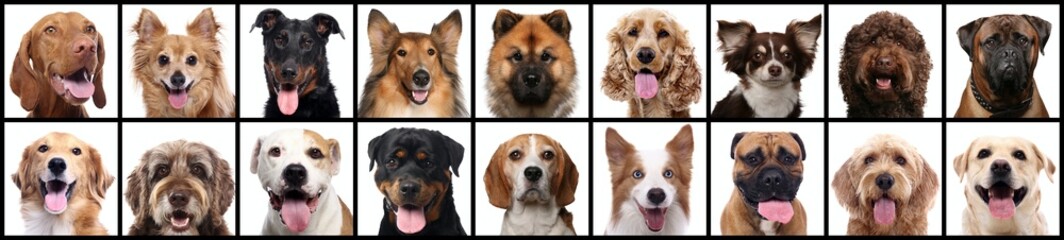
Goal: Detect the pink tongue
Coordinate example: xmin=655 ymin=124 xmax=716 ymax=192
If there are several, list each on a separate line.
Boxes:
xmin=643 ymin=208 xmax=666 ymax=231
xmin=65 ymin=79 xmax=95 ymax=99
xmin=396 ymin=206 xmax=427 ymax=234
xmin=44 ymin=188 xmax=68 ymax=212
xmin=989 ymin=197 xmax=1016 ymax=219
xmin=277 ymin=89 xmax=299 ymax=115
xmin=412 ymin=90 xmax=428 ymax=103
xmin=873 ymin=198 xmax=896 ymax=225
xmin=281 ymin=199 xmax=311 ymax=233
xmin=635 ymin=72 xmax=659 ymax=99
xmin=876 ymin=78 xmax=892 ymax=90
xmin=758 ymin=200 xmax=794 ymax=224
xmin=168 ymin=91 xmax=188 ymax=109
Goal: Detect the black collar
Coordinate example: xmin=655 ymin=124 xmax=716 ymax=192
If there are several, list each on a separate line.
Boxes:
xmin=970 ymin=79 xmax=1032 ymax=118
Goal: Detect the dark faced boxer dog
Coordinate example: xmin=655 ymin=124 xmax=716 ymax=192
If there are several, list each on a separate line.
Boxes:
xmin=955 ymin=15 xmax=1051 ymax=118
xmin=367 ymin=128 xmax=466 ymax=235
xmin=721 ymin=132 xmax=806 ymax=235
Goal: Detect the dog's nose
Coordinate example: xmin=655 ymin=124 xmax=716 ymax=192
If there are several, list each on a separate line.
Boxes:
xmin=399 ymin=182 xmax=421 ymax=197
xmin=71 ymin=38 xmax=96 ymax=58
xmin=170 ymin=72 xmax=186 ymax=87
xmin=283 ymin=165 xmax=307 ymax=186
xmin=413 ymin=70 xmax=430 ymax=87
xmin=48 ymin=158 xmax=66 ymax=175
xmin=523 ymin=73 xmax=540 ymax=88
xmin=524 ymin=167 xmax=543 ymax=182
xmin=760 ymin=169 xmax=783 ymax=186
xmin=875 ymin=173 xmax=894 ymax=190
xmin=282 ymin=68 xmax=298 ymax=80
xmin=637 ymin=48 xmax=656 ymax=64
xmin=768 ymin=66 xmax=782 ymax=77
xmin=992 ymin=160 xmax=1012 ymax=177
xmin=169 ymin=190 xmax=190 ymax=207
xmin=876 ymin=57 xmax=893 ymax=68
xmin=647 ymin=188 xmax=666 ymax=205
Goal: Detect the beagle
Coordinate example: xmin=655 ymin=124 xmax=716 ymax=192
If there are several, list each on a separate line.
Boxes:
xmin=484 ymin=134 xmax=579 ymax=235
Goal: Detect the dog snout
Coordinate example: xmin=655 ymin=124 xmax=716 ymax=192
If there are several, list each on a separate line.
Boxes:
xmin=48 ymin=158 xmax=66 ymax=175
xmin=283 ymin=164 xmax=308 ymax=186
xmin=636 ymin=47 xmax=656 ymax=64
xmin=281 ymin=61 xmax=298 ymax=80
xmin=760 ymin=168 xmax=784 ymax=186
xmin=399 ymin=181 xmax=421 ymax=197
xmin=169 ymin=189 xmax=190 ymax=208
xmin=768 ymin=65 xmax=782 ymax=77
xmin=524 ymin=167 xmax=543 ymax=182
xmin=523 ymin=73 xmax=540 ymax=88
xmin=71 ymin=37 xmax=96 ymax=58
xmin=170 ymin=72 xmax=186 ymax=87
xmin=647 ymin=188 xmax=666 ymax=205
xmin=1000 ymin=48 xmax=1019 ymax=60
xmin=876 ymin=56 xmax=893 ymax=68
xmin=875 ymin=173 xmax=894 ymax=190
xmin=412 ymin=70 xmax=430 ymax=87
xmin=991 ymin=160 xmax=1012 ymax=177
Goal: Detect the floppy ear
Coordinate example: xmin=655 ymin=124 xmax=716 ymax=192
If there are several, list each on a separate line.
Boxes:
xmin=909 ymin=153 xmax=940 ymax=212
xmin=125 ymin=152 xmax=150 ymax=214
xmin=431 ymin=10 xmax=463 ymax=57
xmin=790 ymin=132 xmax=807 ymax=161
xmin=831 ymin=155 xmax=860 ymax=211
xmin=206 ymin=146 xmax=234 ymax=214
xmin=484 ymin=142 xmax=513 ymax=209
xmin=328 ymin=138 xmax=342 ymax=175
xmin=492 ymin=9 xmax=522 ymax=41
xmin=440 ymin=133 xmax=465 ymax=177
xmin=957 ymin=17 xmax=985 ymax=61
xmin=11 ymin=31 xmax=40 ymax=111
xmin=551 ymin=141 xmax=579 ymax=207
xmin=251 ymin=8 xmax=285 ymax=33
xmin=89 ymin=147 xmax=114 ymax=199
xmin=1030 ymin=143 xmax=1056 ymax=183
xmin=1023 ymin=15 xmax=1052 ymax=55
xmin=187 ymin=8 xmax=221 ymax=44
xmin=953 ymin=143 xmax=972 ymax=182
xmin=367 ymin=130 xmax=390 ymax=171
xmin=662 ymin=21 xmax=702 ymax=109
xmin=605 ymin=127 xmax=633 ymax=167
xmin=133 ymin=8 xmax=168 ymax=44
xmin=730 ymin=132 xmax=746 ymax=159
xmin=13 ymin=144 xmax=36 ymax=190
xmin=601 ymin=18 xmax=633 ymax=101
xmin=92 ymin=33 xmax=106 ymax=109
xmin=250 ymin=137 xmax=263 ymax=174
xmin=311 ymin=13 xmax=345 ymax=40
xmin=541 ymin=10 xmax=571 ymax=40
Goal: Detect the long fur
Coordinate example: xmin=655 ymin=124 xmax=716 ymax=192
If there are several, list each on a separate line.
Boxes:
xmin=838 ymin=12 xmax=931 ymax=118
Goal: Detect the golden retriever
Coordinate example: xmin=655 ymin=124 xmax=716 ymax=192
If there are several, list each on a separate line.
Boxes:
xmin=953 ymin=136 xmax=1055 ymax=235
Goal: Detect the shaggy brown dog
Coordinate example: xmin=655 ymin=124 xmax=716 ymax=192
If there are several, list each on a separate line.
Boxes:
xmin=126 ymin=140 xmax=233 ymax=235
xmin=838 ymin=12 xmax=931 ymax=118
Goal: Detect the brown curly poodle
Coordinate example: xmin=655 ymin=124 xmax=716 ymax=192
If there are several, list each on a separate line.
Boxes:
xmin=838 ymin=11 xmax=931 ymax=118
xmin=601 ymin=8 xmax=702 ymax=118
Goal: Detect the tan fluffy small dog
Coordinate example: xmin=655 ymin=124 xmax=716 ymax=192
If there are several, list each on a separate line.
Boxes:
xmin=954 ymin=136 xmax=1055 ymax=235
xmin=832 ymin=134 xmax=938 ymax=235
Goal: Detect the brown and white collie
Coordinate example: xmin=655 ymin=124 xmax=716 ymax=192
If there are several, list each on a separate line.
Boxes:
xmin=604 ymin=124 xmax=693 ymax=235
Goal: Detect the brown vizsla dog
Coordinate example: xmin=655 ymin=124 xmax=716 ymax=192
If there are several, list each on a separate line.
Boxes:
xmin=10 ymin=12 xmax=106 ymax=118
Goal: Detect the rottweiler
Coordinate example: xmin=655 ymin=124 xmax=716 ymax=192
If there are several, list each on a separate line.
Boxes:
xmin=368 ymin=128 xmax=466 ymax=235
xmin=251 ymin=8 xmax=343 ymax=118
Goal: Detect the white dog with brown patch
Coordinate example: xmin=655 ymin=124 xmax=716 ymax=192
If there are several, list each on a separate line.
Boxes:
xmin=954 ymin=136 xmax=1056 ymax=235
xmin=251 ymin=129 xmax=353 ymax=235
xmin=604 ymin=125 xmax=693 ymax=235
xmin=484 ymin=134 xmax=579 ymax=235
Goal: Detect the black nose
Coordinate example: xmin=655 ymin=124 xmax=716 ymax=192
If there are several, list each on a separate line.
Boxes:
xmin=413 ymin=70 xmax=430 ymax=87
xmin=647 ymin=188 xmax=666 ymax=205
xmin=876 ymin=57 xmax=893 ymax=68
xmin=760 ymin=169 xmax=783 ymax=186
xmin=48 ymin=158 xmax=66 ymax=175
xmin=876 ymin=173 xmax=895 ymax=190
xmin=524 ymin=167 xmax=543 ymax=182
xmin=992 ymin=160 xmax=1012 ymax=177
xmin=768 ymin=66 xmax=782 ymax=77
xmin=170 ymin=72 xmax=186 ymax=87
xmin=1001 ymin=49 xmax=1018 ymax=59
xmin=399 ymin=182 xmax=421 ymax=197
xmin=637 ymin=48 xmax=656 ymax=64
xmin=169 ymin=190 xmax=190 ymax=207
xmin=282 ymin=68 xmax=298 ymax=80
xmin=283 ymin=165 xmax=307 ymax=186
xmin=523 ymin=74 xmax=540 ymax=88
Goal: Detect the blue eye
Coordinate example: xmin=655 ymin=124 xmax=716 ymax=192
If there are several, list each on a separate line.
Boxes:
xmin=632 ymin=170 xmax=644 ymax=179
xmin=663 ymin=170 xmax=673 ymax=178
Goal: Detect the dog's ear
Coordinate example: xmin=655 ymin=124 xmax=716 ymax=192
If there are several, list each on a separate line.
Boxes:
xmin=133 ymin=8 xmax=168 ymax=44
xmin=909 ymin=153 xmax=939 ymax=212
xmin=484 ymin=141 xmax=513 ymax=209
xmin=367 ymin=130 xmax=389 ymax=171
xmin=206 ymin=144 xmax=235 ymax=214
xmin=957 ymin=17 xmax=986 ymax=61
xmin=787 ymin=14 xmax=822 ymax=57
xmin=367 ymin=9 xmax=399 ymax=68
xmin=311 ymin=13 xmax=345 ymax=40
xmin=440 ymin=132 xmax=465 ymax=177
xmin=251 ymin=8 xmax=286 ymax=33
xmin=662 ymin=20 xmax=702 ymax=108
xmin=1030 ymin=142 xmax=1056 ymax=183
xmin=605 ymin=128 xmax=634 ymax=167
xmin=328 ymin=138 xmax=342 ymax=175
xmin=667 ymin=125 xmax=694 ymax=164
xmin=717 ymin=20 xmax=755 ymax=75
xmin=92 ymin=33 xmax=106 ymax=109
xmin=730 ymin=132 xmax=746 ymax=159
xmin=187 ymin=8 xmax=221 ymax=44
xmin=89 ymin=146 xmax=114 ymax=199
xmin=431 ymin=10 xmax=463 ymax=57
xmin=953 ymin=143 xmax=972 ymax=182
xmin=552 ymin=139 xmax=579 ymax=207
xmin=790 ymin=132 xmax=807 ymax=161
xmin=250 ymin=137 xmax=263 ymax=174
xmin=11 ymin=31 xmax=40 ymax=112
xmin=601 ymin=17 xmax=633 ymax=101
xmin=542 ymin=10 xmax=571 ymax=40
xmin=832 ymin=154 xmax=860 ymax=211
xmin=1023 ymin=15 xmax=1052 ymax=55
xmin=492 ymin=9 xmax=522 ymax=41
xmin=125 ymin=151 xmax=151 ymax=214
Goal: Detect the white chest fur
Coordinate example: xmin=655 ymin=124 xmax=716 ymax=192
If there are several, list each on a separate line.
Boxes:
xmin=501 ymin=201 xmax=573 ymax=235
xmin=738 ymin=82 xmax=799 ymax=117
xmin=23 ymin=209 xmax=74 ymax=235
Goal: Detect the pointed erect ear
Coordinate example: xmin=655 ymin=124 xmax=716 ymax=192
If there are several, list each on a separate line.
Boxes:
xmin=957 ymin=17 xmax=986 ymax=61
xmin=492 ymin=9 xmax=522 ymax=41
xmin=311 ymin=13 xmax=345 ymax=40
xmin=251 ymin=8 xmax=285 ymax=33
xmin=786 ymin=14 xmax=822 ymax=56
xmin=187 ymin=8 xmax=220 ymax=43
xmin=431 ymin=10 xmax=463 ymax=55
xmin=666 ymin=124 xmax=694 ymax=161
xmin=134 ymin=8 xmax=168 ymax=43
xmin=730 ymin=132 xmax=746 ymax=159
xmin=1023 ymin=15 xmax=1052 ymax=55
xmin=541 ymin=10 xmax=571 ymax=40
xmin=366 ymin=9 xmax=399 ymax=54
xmin=605 ymin=128 xmax=633 ymax=167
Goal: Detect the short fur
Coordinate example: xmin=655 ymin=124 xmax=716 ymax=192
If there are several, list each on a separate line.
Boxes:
xmin=954 ymin=15 xmax=1051 ymax=118
xmin=359 ymin=9 xmax=468 ymax=118
xmin=10 ymin=12 xmax=106 ymax=118
xmin=601 ymin=9 xmax=702 ymax=118
xmin=838 ymin=12 xmax=931 ymax=118
xmin=251 ymin=9 xmax=343 ymax=118
xmin=953 ymin=137 xmax=1055 ymax=235
xmin=604 ymin=125 xmax=693 ymax=235
xmin=721 ymin=132 xmax=807 ymax=235
xmin=484 ymin=134 xmax=578 ymax=235
xmin=125 ymin=140 xmax=234 ymax=235
xmin=486 ymin=9 xmax=577 ymax=118
xmin=131 ymin=8 xmax=235 ymax=118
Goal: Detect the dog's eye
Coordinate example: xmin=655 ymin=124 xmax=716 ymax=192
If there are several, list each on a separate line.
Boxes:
xmin=627 ymin=28 xmax=638 ymax=36
xmin=977 ymin=149 xmax=990 ymax=159
xmin=269 ymin=147 xmax=281 ymax=157
xmin=895 ymin=41 xmax=902 ymax=46
xmin=71 ymin=147 xmax=81 ymax=156
xmin=663 ymin=170 xmax=674 ymax=178
xmin=274 ymin=35 xmax=285 ymax=46
xmin=158 ymin=55 xmax=170 ymax=66
xmin=421 ymin=160 xmax=434 ymax=168
xmin=509 ymin=150 xmax=521 ymax=160
xmin=511 ymin=52 xmax=523 ymax=61
xmin=308 ymin=148 xmax=324 ymax=159
xmin=1013 ymin=151 xmax=1026 ymax=160
xmin=871 ymin=39 xmax=877 ymax=45
xmin=45 ymin=26 xmax=56 ymax=34
xmin=894 ymin=157 xmax=906 ymax=165
xmin=864 ymin=157 xmax=875 ymax=164
xmin=657 ymin=30 xmax=669 ymax=38
xmin=85 ymin=26 xmax=95 ymax=34
xmin=1017 ymin=36 xmax=1029 ymax=45
xmin=38 ymin=144 xmax=49 ymax=153
xmin=397 ymin=49 xmax=407 ymax=57
xmin=782 ymin=52 xmax=792 ymax=60
xmin=745 ymin=156 xmax=760 ymax=165
xmin=541 ymin=52 xmax=553 ymax=62
xmin=427 ymin=49 xmax=436 ymax=56
xmin=156 ymin=165 xmax=170 ymax=177
xmin=301 ymin=37 xmax=312 ymax=49
xmin=783 ymin=156 xmax=796 ymax=164
xmin=753 ymin=53 xmax=763 ymax=60
xmin=186 ymin=56 xmax=197 ymax=66
xmin=541 ymin=150 xmax=555 ymax=160
xmin=985 ymin=39 xmax=998 ymax=47
xmin=191 ymin=165 xmax=204 ymax=176
xmin=385 ymin=159 xmax=398 ymax=169
xmin=632 ymin=170 xmax=644 ymax=179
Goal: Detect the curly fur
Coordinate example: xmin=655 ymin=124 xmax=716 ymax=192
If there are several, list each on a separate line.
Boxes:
xmin=601 ymin=9 xmax=701 ymax=118
xmin=125 ymin=140 xmax=233 ymax=235
xmin=838 ymin=12 xmax=931 ymax=118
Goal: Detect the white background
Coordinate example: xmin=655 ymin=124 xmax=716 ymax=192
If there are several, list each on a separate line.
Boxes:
xmin=238 ymin=122 xmax=355 ymax=235
xmin=356 ymin=5 xmax=472 ymax=116
xmin=356 ymin=122 xmax=471 ymax=235
xmin=709 ymin=122 xmax=825 ymax=235
xmin=944 ymin=5 xmax=1060 ymax=118
xmin=473 ymin=5 xmax=590 ymax=118
xmin=239 ymin=5 xmax=355 ymax=118
xmin=4 ymin=5 xmax=119 ymax=118
xmin=709 ymin=5 xmax=825 ymax=118
xmin=826 ymin=122 xmax=942 ymax=235
xmin=472 ymin=122 xmax=590 ymax=235
xmin=944 ymin=122 xmax=1059 ymax=235
xmin=591 ymin=5 xmax=708 ymax=118
xmin=4 ymin=123 xmax=119 ymax=235
xmin=120 ymin=122 xmax=236 ymax=234
xmin=121 ymin=5 xmax=237 ymax=118
xmin=590 ymin=122 xmax=707 ymax=235
xmin=827 ymin=5 xmax=943 ymax=118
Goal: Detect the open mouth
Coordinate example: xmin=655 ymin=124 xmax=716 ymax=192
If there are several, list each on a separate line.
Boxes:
xmin=755 ymin=198 xmax=795 ymax=224
xmin=409 ymin=89 xmax=429 ymax=105
xmin=162 ymin=80 xmax=192 ymax=109
xmin=976 ymin=182 xmax=1027 ymax=219
xmin=168 ymin=210 xmax=193 ymax=232
xmin=871 ymin=73 xmax=895 ymax=90
xmin=871 ymin=195 xmax=896 ymax=225
xmin=38 ymin=179 xmax=75 ymax=214
xmin=268 ymin=188 xmax=322 ymax=233
xmin=386 ymin=192 xmax=438 ymax=235
xmin=637 ymin=204 xmax=668 ymax=232
xmin=275 ymin=83 xmax=303 ymax=116
xmin=634 ymin=69 xmax=661 ymax=100
xmin=51 ymin=68 xmax=94 ymax=102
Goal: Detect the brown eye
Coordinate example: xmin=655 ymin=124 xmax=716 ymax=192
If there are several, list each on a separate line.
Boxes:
xmin=157 ymin=165 xmax=170 ymax=177
xmin=71 ymin=147 xmax=81 ymax=156
xmin=45 ymin=26 xmax=56 ymax=34
xmin=871 ymin=39 xmax=878 ymax=44
xmin=895 ymin=41 xmax=902 ymax=46
xmin=186 ymin=56 xmax=197 ymax=66
xmin=657 ymin=30 xmax=669 ymax=38
xmin=385 ymin=159 xmax=398 ymax=169
xmin=541 ymin=150 xmax=555 ymax=160
xmin=627 ymin=28 xmax=638 ymax=36
xmin=158 ymin=55 xmax=170 ymax=65
xmin=274 ymin=35 xmax=285 ymax=46
xmin=397 ymin=49 xmax=407 ymax=57
xmin=269 ymin=147 xmax=281 ymax=157
xmin=191 ymin=165 xmax=204 ymax=176
xmin=509 ymin=150 xmax=521 ymax=160
xmin=783 ymin=52 xmax=792 ymax=60
xmin=977 ymin=149 xmax=990 ymax=159
xmin=308 ymin=148 xmax=324 ymax=159
xmin=1013 ymin=151 xmax=1026 ymax=160
xmin=38 ymin=145 xmax=49 ymax=153
xmin=864 ymin=157 xmax=875 ymax=164
xmin=895 ymin=157 xmax=906 ymax=165
xmin=85 ymin=26 xmax=96 ymax=34
xmin=541 ymin=52 xmax=553 ymax=62
xmin=754 ymin=53 xmax=763 ymax=60
xmin=511 ymin=52 xmax=523 ymax=61
xmin=301 ymin=37 xmax=312 ymax=48
xmin=421 ymin=160 xmax=434 ymax=168
xmin=427 ymin=49 xmax=436 ymax=56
